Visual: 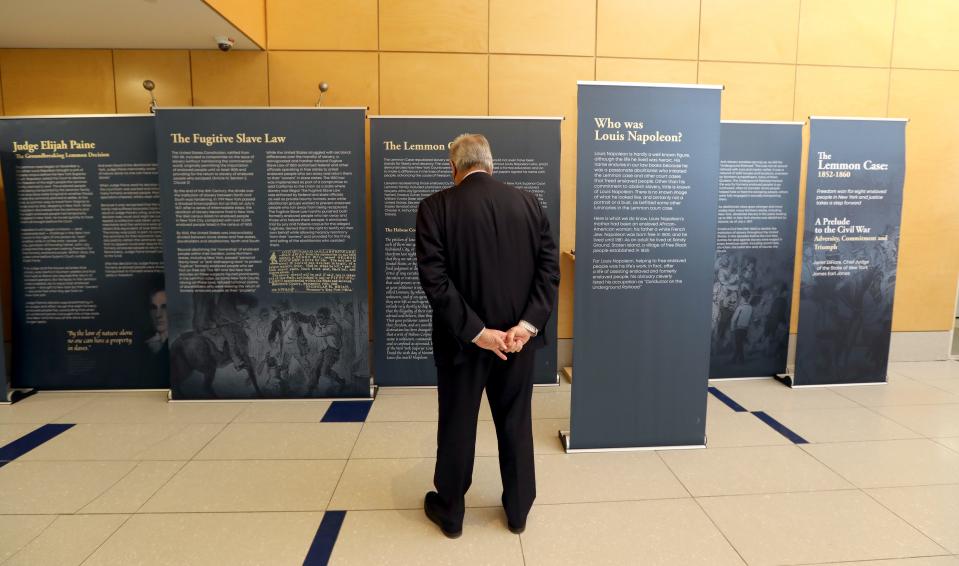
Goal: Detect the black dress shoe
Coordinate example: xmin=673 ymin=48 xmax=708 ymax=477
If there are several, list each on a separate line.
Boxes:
xmin=507 ymin=522 xmax=525 ymax=535
xmin=424 ymin=492 xmax=462 ymax=539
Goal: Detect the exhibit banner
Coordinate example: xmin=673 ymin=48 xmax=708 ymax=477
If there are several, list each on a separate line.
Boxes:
xmin=370 ymin=116 xmax=562 ymax=386
xmin=0 ymin=115 xmax=168 ymax=390
xmin=709 ymin=121 xmax=803 ymax=379
xmin=793 ymin=117 xmax=906 ymax=386
xmin=155 ymin=108 xmax=371 ymax=399
xmin=567 ymin=82 xmax=721 ymax=450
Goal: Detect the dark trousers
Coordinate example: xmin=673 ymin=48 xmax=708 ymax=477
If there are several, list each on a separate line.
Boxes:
xmin=433 ymin=348 xmax=537 ymax=529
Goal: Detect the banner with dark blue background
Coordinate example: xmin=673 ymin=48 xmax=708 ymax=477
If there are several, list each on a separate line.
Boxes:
xmin=0 ymin=115 xmax=168 ymax=390
xmin=156 ymin=108 xmax=371 ymax=399
xmin=709 ymin=122 xmax=802 ymax=379
xmin=794 ymin=117 xmax=906 ymax=386
xmin=569 ymin=82 xmax=721 ymax=450
xmin=370 ymin=117 xmax=561 ymax=387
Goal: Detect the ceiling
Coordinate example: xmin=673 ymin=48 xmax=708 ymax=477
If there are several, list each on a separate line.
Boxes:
xmin=0 ymin=0 xmax=260 ymax=50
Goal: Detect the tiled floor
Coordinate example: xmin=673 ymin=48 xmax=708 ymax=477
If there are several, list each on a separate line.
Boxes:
xmin=0 ymin=361 xmax=957 ymax=565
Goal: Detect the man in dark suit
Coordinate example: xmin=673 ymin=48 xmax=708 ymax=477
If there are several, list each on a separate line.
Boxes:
xmin=416 ymin=133 xmax=560 ymax=538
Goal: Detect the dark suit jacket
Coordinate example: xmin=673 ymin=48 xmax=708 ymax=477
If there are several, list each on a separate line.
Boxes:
xmin=416 ymin=171 xmax=560 ymax=367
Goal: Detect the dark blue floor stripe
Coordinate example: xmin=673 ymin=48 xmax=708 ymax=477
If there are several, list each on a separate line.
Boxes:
xmin=751 ymin=411 xmax=808 ymax=444
xmin=321 ymin=401 xmax=373 ymax=423
xmin=0 ymin=423 xmax=74 ymax=461
xmin=708 ymin=387 xmax=747 ymax=412
xmin=303 ymin=510 xmax=346 ymax=566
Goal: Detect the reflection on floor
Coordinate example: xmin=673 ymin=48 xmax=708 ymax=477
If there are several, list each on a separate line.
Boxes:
xmin=0 ymin=361 xmax=958 ymax=565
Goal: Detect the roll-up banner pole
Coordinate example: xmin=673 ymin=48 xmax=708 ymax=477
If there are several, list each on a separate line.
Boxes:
xmin=792 ymin=116 xmax=907 ymax=387
xmin=370 ymin=116 xmax=562 ymax=387
xmin=709 ymin=121 xmax=803 ymax=380
xmin=155 ymin=108 xmax=372 ymax=400
xmin=0 ymin=115 xmax=169 ymax=390
xmin=566 ymin=81 xmax=722 ymax=451
xmin=0 ymin=301 xmax=7 ymax=403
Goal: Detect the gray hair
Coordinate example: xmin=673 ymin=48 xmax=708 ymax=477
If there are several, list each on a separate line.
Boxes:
xmin=449 ymin=133 xmax=493 ymax=172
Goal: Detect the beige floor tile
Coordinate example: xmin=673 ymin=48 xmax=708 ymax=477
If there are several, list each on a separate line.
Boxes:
xmin=661 ymin=445 xmax=851 ymax=496
xmin=351 ymin=421 xmax=438 ymax=459
xmin=194 ymin=422 xmax=361 ymax=460
xmin=232 ymin=400 xmax=332 ymax=422
xmin=922 ymin=378 xmax=959 ymax=395
xmin=890 ymin=361 xmax=959 ymax=381
xmin=706 ymin=411 xmax=792 ymax=447
xmin=531 ymin=391 xmax=570 ymax=419
xmin=329 ymin=457 xmax=502 ymax=510
xmin=535 ymin=452 xmax=689 ymax=504
xmin=874 ymin=404 xmax=959 ymax=438
xmin=869 ymin=484 xmax=959 ymax=554
xmin=0 ymin=515 xmax=56 ymax=562
xmin=532 ymin=418 xmax=568 ymax=454
xmin=368 ymin=394 xmax=438 ymax=421
xmin=521 ymin=499 xmax=745 ymax=566
xmin=136 ymin=423 xmax=227 ymax=459
xmin=832 ymin=380 xmax=959 ymax=406
xmin=81 ymin=461 xmax=186 ymax=513
xmin=19 ymin=423 xmax=221 ymax=461
xmin=5 ymin=514 xmax=129 ymax=566
xmin=803 ymin=558 xmax=959 ymax=566
xmin=329 ymin=507 xmax=524 ymax=566
xmin=935 ymin=437 xmax=959 ymax=453
xmin=764 ymin=407 xmax=921 ymax=443
xmin=52 ymin=395 xmax=247 ymax=424
xmin=0 ymin=461 xmax=136 ymax=514
xmin=140 ymin=459 xmax=344 ymax=512
xmin=351 ymin=420 xmax=499 ymax=459
xmin=0 ymin=394 xmax=94 ymax=424
xmin=83 ymin=512 xmax=323 ymax=566
xmin=713 ymin=379 xmax=858 ymax=411
xmin=804 ymin=439 xmax=959 ymax=488
xmin=699 ymin=490 xmax=947 ymax=565
xmin=0 ymin=423 xmax=41 ymax=446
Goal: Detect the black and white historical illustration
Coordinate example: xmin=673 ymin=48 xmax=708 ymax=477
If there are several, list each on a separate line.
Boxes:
xmin=709 ymin=122 xmax=802 ymax=379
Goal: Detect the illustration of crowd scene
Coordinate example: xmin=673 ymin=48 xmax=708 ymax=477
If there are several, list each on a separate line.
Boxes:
xmin=169 ymin=291 xmax=370 ymax=398
xmin=710 ymin=251 xmax=792 ymax=377
xmin=798 ymin=225 xmax=899 ymax=379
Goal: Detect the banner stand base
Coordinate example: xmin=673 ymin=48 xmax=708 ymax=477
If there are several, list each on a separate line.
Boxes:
xmin=709 ymin=376 xmax=775 ymax=382
xmin=559 ymin=430 xmax=705 ymax=454
xmin=791 ymin=381 xmax=887 ymax=389
xmin=774 ymin=373 xmax=887 ymax=389
xmin=3 ymin=388 xmax=36 ymax=404
xmin=168 ymin=384 xmax=378 ymax=403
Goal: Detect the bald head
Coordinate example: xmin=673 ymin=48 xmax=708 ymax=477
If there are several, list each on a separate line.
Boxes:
xmin=449 ymin=133 xmax=493 ymax=184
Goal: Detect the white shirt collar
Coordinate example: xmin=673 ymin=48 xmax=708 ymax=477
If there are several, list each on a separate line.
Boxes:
xmin=462 ymin=169 xmax=488 ymax=180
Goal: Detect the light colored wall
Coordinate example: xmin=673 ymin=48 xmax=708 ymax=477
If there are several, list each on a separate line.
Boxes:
xmin=1 ymin=0 xmax=958 ymax=345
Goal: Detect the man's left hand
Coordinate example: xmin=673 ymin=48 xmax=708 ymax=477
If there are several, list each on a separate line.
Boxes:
xmin=504 ymin=325 xmax=532 ymax=353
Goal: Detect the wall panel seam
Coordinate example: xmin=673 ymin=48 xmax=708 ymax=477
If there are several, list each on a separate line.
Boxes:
xmin=695 ymin=0 xmax=702 ymax=82
xmin=791 ymin=0 xmax=803 ymax=120
xmin=886 ymin=0 xmax=899 ymax=117
xmin=110 ymin=49 xmax=118 ymax=113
